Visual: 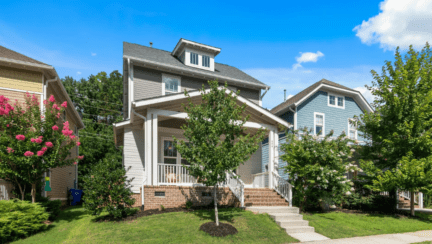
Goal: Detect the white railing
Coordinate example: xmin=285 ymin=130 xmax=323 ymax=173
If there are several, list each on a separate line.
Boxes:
xmin=272 ymin=172 xmax=293 ymax=207
xmin=252 ymin=172 xmax=269 ymax=188
xmin=158 ymin=164 xmax=196 ymax=185
xmin=226 ymin=171 xmax=244 ymax=208
xmin=0 ymin=185 xmax=8 ymax=200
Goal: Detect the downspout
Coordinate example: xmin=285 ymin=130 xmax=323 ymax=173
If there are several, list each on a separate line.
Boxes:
xmin=133 ymin=108 xmax=147 ymax=210
xmin=44 ymin=77 xmax=57 ymax=196
xmin=289 ymin=106 xmax=296 ymax=130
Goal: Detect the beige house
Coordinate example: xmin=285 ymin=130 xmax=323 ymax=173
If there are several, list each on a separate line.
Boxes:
xmin=0 ymin=46 xmax=84 ymax=202
xmin=114 ymin=39 xmax=293 ymax=210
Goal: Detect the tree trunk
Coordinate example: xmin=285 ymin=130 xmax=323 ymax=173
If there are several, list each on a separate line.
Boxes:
xmin=410 ymin=191 xmax=415 ymax=217
xmin=17 ymin=183 xmax=25 ymax=201
xmin=31 ymin=183 xmax=36 ymax=203
xmin=214 ymin=185 xmax=219 ymax=226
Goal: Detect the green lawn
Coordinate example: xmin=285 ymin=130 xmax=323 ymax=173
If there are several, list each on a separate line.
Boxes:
xmin=303 ymin=211 xmax=432 ymax=239
xmin=13 ymin=206 xmax=299 ymax=244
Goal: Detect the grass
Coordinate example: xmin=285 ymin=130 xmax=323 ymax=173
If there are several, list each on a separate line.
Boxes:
xmin=303 ymin=211 xmax=432 ymax=239
xmin=13 ymin=206 xmax=299 ymax=244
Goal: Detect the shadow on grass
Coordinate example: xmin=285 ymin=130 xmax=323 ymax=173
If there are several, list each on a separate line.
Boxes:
xmin=190 ymin=207 xmax=244 ymax=224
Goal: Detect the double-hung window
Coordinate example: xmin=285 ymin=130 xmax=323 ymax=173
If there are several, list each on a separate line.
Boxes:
xmin=328 ymin=93 xmax=344 ymax=108
xmin=202 ymin=55 xmax=210 ymax=67
xmin=162 ymin=74 xmax=181 ymax=95
xmin=190 ymin=52 xmax=199 ymax=65
xmin=162 ymin=138 xmax=190 ymax=165
xmin=348 ymin=118 xmax=357 ymax=140
xmin=314 ymin=112 xmax=325 ymax=136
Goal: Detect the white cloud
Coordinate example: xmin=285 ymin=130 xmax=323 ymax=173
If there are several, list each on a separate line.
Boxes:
xmin=77 ymin=71 xmax=82 ymax=75
xmin=354 ymin=86 xmax=375 ymax=103
xmin=91 ymin=52 xmax=97 ymax=56
xmin=243 ymin=65 xmax=379 ymax=109
xmin=293 ymin=51 xmax=324 ymax=69
xmin=353 ymin=0 xmax=432 ymax=50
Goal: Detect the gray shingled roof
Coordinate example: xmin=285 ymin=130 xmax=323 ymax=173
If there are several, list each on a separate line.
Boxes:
xmin=271 ymin=79 xmax=361 ymax=114
xmin=123 ymin=42 xmax=268 ymax=89
xmin=0 ymin=45 xmax=49 ymax=66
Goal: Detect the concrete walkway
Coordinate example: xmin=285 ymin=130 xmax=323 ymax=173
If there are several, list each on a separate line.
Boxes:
xmin=399 ymin=208 xmax=432 ymax=214
xmin=300 ymin=230 xmax=432 ymax=244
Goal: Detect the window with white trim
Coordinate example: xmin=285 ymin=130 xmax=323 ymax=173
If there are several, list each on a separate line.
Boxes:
xmin=348 ymin=118 xmax=357 ymax=140
xmin=162 ymin=74 xmax=181 ymax=95
xmin=202 ymin=55 xmax=210 ymax=67
xmin=314 ymin=112 xmax=325 ymax=136
xmin=328 ymin=93 xmax=344 ymax=108
xmin=162 ymin=138 xmax=190 ymax=165
xmin=190 ymin=52 xmax=199 ymax=65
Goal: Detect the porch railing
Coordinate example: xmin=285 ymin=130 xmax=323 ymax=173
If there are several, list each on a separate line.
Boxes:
xmin=272 ymin=172 xmax=293 ymax=207
xmin=400 ymin=191 xmax=418 ymax=204
xmin=252 ymin=172 xmax=269 ymax=188
xmin=226 ymin=171 xmax=244 ymax=208
xmin=158 ymin=164 xmax=196 ymax=185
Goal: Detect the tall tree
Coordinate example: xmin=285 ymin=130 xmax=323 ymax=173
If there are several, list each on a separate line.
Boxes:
xmin=62 ymin=71 xmax=124 ymax=186
xmin=358 ymin=43 xmax=432 ymax=212
xmin=174 ymin=81 xmax=265 ymax=226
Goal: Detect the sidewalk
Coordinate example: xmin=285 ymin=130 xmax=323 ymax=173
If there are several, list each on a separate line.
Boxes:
xmin=299 ymin=230 xmax=432 ymax=244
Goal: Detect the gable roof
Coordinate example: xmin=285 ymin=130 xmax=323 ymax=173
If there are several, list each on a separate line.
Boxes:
xmin=271 ymin=79 xmax=373 ymax=115
xmin=0 ymin=45 xmax=49 ymax=66
xmin=123 ymin=42 xmax=269 ymax=89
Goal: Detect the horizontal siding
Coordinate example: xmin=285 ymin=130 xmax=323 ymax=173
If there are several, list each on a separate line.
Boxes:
xmin=0 ymin=66 xmax=43 ymax=93
xmin=261 ymin=136 xmax=289 ymax=180
xmin=238 ymin=87 xmax=260 ymax=105
xmin=237 ymin=144 xmax=262 ymax=185
xmin=124 ymin=128 xmax=145 ymax=193
xmin=133 ymin=66 xmax=162 ymax=101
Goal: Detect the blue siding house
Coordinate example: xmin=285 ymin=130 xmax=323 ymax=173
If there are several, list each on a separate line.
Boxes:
xmin=262 ymin=79 xmax=373 ymax=180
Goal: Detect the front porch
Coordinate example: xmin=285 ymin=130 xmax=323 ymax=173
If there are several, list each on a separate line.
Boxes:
xmin=114 ymin=88 xmax=293 ymax=207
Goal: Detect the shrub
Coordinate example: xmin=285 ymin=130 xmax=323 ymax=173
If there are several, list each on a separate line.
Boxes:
xmin=82 ymin=158 xmax=137 ymax=219
xmin=185 ymin=201 xmax=193 ymax=209
xmin=0 ymin=200 xmax=49 ymax=243
xmin=24 ymin=194 xmax=62 ymax=220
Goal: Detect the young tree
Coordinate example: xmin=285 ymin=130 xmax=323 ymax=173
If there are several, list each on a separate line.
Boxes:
xmin=174 ymin=80 xmax=265 ymax=226
xmin=362 ymin=155 xmax=432 ymax=216
xmin=281 ymin=128 xmax=360 ymax=212
xmin=82 ymin=158 xmax=137 ymax=218
xmin=0 ymin=94 xmax=83 ymax=203
xmin=358 ymin=43 xmax=432 ymax=208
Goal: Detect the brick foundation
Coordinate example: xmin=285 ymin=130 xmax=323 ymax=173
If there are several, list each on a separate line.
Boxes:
xmin=132 ymin=186 xmax=240 ymax=210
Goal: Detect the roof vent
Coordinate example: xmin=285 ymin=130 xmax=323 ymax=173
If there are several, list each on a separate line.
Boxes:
xmin=149 ymin=42 xmax=153 ymax=48
xmin=284 ymin=89 xmax=286 ymax=102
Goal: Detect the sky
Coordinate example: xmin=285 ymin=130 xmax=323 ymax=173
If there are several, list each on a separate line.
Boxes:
xmin=1 ymin=0 xmax=431 ymax=109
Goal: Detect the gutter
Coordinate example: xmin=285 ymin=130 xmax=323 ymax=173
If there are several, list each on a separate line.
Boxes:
xmin=132 ymin=108 xmax=147 ymax=210
xmin=260 ymin=87 xmax=269 ymax=99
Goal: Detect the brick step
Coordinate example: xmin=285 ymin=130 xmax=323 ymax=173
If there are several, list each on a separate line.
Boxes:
xmin=244 ymin=188 xmax=275 ymax=191
xmin=245 ymin=195 xmax=285 ymax=199
xmin=245 ymin=199 xmax=289 ymax=204
xmin=245 ymin=202 xmax=289 ymax=206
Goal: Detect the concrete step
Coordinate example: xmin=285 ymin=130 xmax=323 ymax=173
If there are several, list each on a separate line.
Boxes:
xmin=269 ymin=213 xmax=303 ymax=221
xmin=283 ymin=226 xmax=315 ymax=234
xmin=277 ymin=220 xmax=309 ymax=227
xmin=247 ymin=207 xmax=299 ymax=214
xmin=245 ymin=202 xmax=289 ymax=207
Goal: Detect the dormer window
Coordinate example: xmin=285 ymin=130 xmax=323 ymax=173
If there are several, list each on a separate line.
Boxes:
xmin=202 ymin=55 xmax=210 ymax=67
xmin=328 ymin=93 xmax=344 ymax=109
xmin=190 ymin=52 xmax=199 ymax=65
xmin=162 ymin=74 xmax=181 ymax=95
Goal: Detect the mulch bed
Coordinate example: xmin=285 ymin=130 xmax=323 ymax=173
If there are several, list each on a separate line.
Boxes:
xmin=199 ymin=222 xmax=238 ymax=237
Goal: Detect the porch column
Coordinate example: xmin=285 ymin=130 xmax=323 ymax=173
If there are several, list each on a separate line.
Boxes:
xmin=152 ymin=113 xmax=158 ymax=185
xmin=145 ymin=113 xmax=152 ymax=185
xmin=268 ymin=130 xmax=274 ymax=189
xmin=274 ymin=130 xmax=279 ymax=172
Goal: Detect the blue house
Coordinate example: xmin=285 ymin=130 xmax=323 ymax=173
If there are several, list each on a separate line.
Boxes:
xmin=261 ymin=79 xmax=373 ymax=180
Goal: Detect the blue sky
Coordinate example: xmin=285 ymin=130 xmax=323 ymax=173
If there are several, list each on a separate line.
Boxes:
xmin=1 ymin=0 xmax=431 ymax=109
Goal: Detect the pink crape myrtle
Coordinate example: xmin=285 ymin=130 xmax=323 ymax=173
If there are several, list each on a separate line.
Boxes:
xmin=0 ymin=93 xmax=84 ymax=203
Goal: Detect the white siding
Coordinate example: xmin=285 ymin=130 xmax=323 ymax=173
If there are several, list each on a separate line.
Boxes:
xmin=237 ymin=144 xmax=262 ymax=185
xmin=124 ymin=127 xmax=145 ymax=193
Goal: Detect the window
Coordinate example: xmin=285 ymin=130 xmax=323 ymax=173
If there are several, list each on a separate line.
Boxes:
xmin=162 ymin=138 xmax=189 ymax=165
xmin=328 ymin=93 xmax=344 ymax=108
xmin=348 ymin=118 xmax=357 ymax=140
xmin=202 ymin=55 xmax=210 ymax=67
xmin=190 ymin=52 xmax=199 ymax=65
xmin=155 ymin=191 xmax=165 ymax=197
xmin=162 ymin=74 xmax=181 ymax=95
xmin=314 ymin=112 xmax=325 ymax=136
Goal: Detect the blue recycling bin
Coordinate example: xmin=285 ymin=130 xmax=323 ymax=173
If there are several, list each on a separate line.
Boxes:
xmin=69 ymin=189 xmax=83 ymax=206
